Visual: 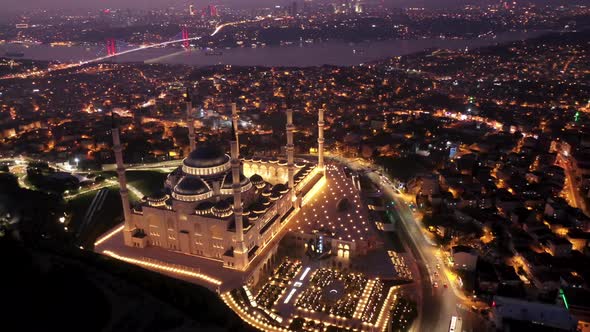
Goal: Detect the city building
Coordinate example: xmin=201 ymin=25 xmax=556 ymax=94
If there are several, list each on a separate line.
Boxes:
xmin=493 ymin=296 xmax=578 ymax=331
xmin=451 ymin=245 xmax=478 ymax=271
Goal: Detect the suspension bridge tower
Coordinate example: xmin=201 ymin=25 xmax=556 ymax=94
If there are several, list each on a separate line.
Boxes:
xmin=182 ymin=27 xmax=190 ymax=49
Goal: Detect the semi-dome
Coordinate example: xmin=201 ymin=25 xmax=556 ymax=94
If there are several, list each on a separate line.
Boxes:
xmin=250 ymin=174 xmax=263 ymax=184
xmin=147 ymin=192 xmax=170 ymax=207
xmin=250 ymin=201 xmax=268 ymax=214
xmin=250 ymin=174 xmax=265 ymax=189
xmin=260 ymin=196 xmax=271 ymax=206
xmin=295 ymin=161 xmax=307 ymax=168
xmin=174 ymin=176 xmax=210 ymax=196
xmin=183 ymin=145 xmax=230 ymax=168
xmin=272 ymin=183 xmax=289 ymax=195
xmin=212 ymin=199 xmax=233 ymax=217
xmin=213 ymin=199 xmax=231 ymax=212
xmin=221 ymin=171 xmax=251 ymax=189
xmin=196 ymin=201 xmax=214 ymax=213
xmin=147 ymin=191 xmax=168 ymax=201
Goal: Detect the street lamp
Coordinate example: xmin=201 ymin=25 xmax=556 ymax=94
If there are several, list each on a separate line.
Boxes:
xmin=74 ymin=157 xmax=79 ymax=169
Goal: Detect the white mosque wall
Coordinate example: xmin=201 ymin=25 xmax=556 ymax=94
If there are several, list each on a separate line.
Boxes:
xmin=243 ymin=161 xmax=289 ymax=185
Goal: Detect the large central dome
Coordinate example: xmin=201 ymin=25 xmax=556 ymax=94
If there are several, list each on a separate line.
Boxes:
xmin=183 ymin=144 xmax=230 ymax=168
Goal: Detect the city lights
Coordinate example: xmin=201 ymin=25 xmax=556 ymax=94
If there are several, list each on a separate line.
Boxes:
xmin=3 ymin=4 xmax=588 ymax=331
xmin=94 ymin=225 xmax=124 ymax=246
xmin=102 ymin=250 xmax=222 ymax=286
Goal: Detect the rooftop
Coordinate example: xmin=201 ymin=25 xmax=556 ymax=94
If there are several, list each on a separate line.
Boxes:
xmin=493 ymin=296 xmax=577 ymax=330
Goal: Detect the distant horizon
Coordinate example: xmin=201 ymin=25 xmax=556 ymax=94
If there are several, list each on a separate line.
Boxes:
xmin=0 ymin=0 xmax=587 ymax=22
xmin=0 ymin=0 xmax=588 ymax=13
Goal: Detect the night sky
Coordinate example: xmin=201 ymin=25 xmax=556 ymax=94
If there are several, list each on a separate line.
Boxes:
xmin=1 ymin=0 xmax=587 ymax=11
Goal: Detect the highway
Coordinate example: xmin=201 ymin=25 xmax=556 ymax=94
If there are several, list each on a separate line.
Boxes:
xmin=210 ymin=17 xmax=267 ymax=36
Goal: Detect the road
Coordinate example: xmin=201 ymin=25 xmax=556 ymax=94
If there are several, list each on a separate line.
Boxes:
xmin=2 ymin=157 xmax=145 ymax=200
xmin=3 ymin=157 xmax=71 ymax=191
xmin=210 ymin=17 xmax=267 ymax=36
xmin=556 ymin=152 xmax=588 ymax=215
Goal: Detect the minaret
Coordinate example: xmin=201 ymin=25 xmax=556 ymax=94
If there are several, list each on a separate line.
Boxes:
xmin=231 ymin=102 xmax=239 ymax=149
xmin=111 ymin=114 xmax=134 ymax=246
xmin=186 ymin=88 xmax=196 ymax=152
xmin=230 ymin=115 xmax=248 ymax=269
xmin=286 ymin=106 xmax=296 ymax=203
xmin=318 ymin=106 xmax=325 ymax=172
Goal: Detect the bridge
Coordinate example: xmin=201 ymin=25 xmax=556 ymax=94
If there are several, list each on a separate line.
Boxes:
xmin=211 ymin=17 xmax=266 ymax=36
xmin=0 ymin=17 xmax=271 ymax=81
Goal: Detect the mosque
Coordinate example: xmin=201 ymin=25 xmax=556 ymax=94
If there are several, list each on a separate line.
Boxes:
xmin=109 ymin=91 xmax=326 ymax=272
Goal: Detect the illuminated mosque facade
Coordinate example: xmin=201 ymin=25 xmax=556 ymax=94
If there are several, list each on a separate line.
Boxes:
xmin=111 ymin=92 xmax=325 ymax=271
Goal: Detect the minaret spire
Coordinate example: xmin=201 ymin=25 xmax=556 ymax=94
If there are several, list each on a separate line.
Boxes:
xmin=186 ymin=87 xmax=196 ymax=152
xmin=231 ymin=102 xmax=239 ymax=151
xmin=285 ymin=101 xmax=296 ymax=203
xmin=318 ymin=105 xmax=325 ymax=172
xmin=111 ymin=113 xmax=134 ymax=245
xmin=230 ymin=107 xmax=247 ymax=269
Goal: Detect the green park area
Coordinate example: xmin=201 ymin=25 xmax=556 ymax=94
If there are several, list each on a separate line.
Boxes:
xmin=67 ymin=188 xmax=123 ymax=247
xmin=100 ymin=170 xmax=168 ymax=198
xmin=66 ymin=170 xmax=168 ymax=247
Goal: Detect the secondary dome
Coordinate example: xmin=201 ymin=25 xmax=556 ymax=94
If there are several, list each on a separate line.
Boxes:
xmin=183 ymin=145 xmax=230 ymax=168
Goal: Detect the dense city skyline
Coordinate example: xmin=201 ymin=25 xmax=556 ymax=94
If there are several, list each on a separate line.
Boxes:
xmin=1 ymin=0 xmax=589 ymax=11
xmin=1 ymin=2 xmax=589 ymax=332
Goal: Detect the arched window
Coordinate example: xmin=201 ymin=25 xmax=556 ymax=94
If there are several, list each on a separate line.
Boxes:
xmin=337 ymin=243 xmax=350 ymax=258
